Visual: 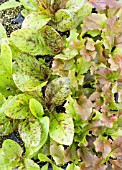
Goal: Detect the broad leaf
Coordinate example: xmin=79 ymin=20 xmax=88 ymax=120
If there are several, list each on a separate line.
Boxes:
xmin=38 ymin=153 xmax=52 ymax=163
xmin=49 ymin=113 xmax=74 ymax=145
xmin=18 ymin=119 xmax=41 ymax=147
xmin=29 ymin=98 xmax=44 ymax=118
xmin=20 ymin=0 xmax=37 ymax=11
xmin=45 ymin=77 xmax=71 ymax=106
xmin=0 ymin=0 xmax=21 ymax=11
xmin=0 ymin=148 xmax=12 ymax=170
xmin=66 ymin=163 xmax=80 ymax=170
xmin=23 ymin=158 xmax=40 ymax=170
xmin=2 ymin=139 xmax=23 ymax=160
xmin=0 ymin=94 xmax=31 ymax=119
xmin=22 ymin=12 xmax=51 ymax=30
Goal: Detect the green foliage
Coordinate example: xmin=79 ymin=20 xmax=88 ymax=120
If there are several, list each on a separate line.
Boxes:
xmin=0 ymin=0 xmax=122 ymax=169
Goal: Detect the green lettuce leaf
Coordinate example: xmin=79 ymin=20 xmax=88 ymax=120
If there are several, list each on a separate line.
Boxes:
xmin=49 ymin=113 xmax=74 ymax=145
xmin=20 ymin=0 xmax=37 ymax=11
xmin=23 ymin=158 xmax=40 ymax=170
xmin=0 ymin=23 xmax=7 ymax=40
xmin=29 ymin=98 xmax=44 ymax=118
xmin=2 ymin=139 xmax=23 ymax=160
xmin=0 ymin=0 xmax=21 ymax=11
xmin=22 ymin=12 xmax=51 ymax=30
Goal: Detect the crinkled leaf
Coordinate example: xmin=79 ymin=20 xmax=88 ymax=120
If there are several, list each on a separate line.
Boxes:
xmin=74 ymin=96 xmax=93 ymax=121
xmin=0 ymin=23 xmax=7 ymax=39
xmin=18 ymin=119 xmax=41 ymax=148
xmin=82 ymin=13 xmax=107 ymax=34
xmin=29 ymin=98 xmax=44 ymax=119
xmin=76 ymin=57 xmax=91 ymax=75
xmin=50 ymin=140 xmax=65 ymax=165
xmin=23 ymin=158 xmax=40 ymax=170
xmin=0 ymin=0 xmax=21 ymax=11
xmin=2 ymin=139 xmax=23 ymax=160
xmin=0 ymin=94 xmax=31 ymax=119
xmin=54 ymin=48 xmax=78 ymax=60
xmin=49 ymin=113 xmax=74 ymax=145
xmin=94 ymin=136 xmax=111 ymax=158
xmin=89 ymin=0 xmax=120 ymax=11
xmin=22 ymin=12 xmax=51 ymax=30
xmin=111 ymin=136 xmax=122 ymax=159
xmin=45 ymin=77 xmax=71 ymax=106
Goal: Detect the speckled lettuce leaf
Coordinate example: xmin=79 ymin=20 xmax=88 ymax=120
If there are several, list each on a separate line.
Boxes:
xmin=10 ymin=28 xmax=52 ymax=55
xmin=0 ymin=23 xmax=7 ymax=40
xmin=0 ymin=0 xmax=21 ymax=11
xmin=0 ymin=94 xmax=31 ymax=119
xmin=18 ymin=119 xmax=41 ymax=148
xmin=0 ymin=111 xmax=18 ymax=136
xmin=49 ymin=113 xmax=74 ymax=145
xmin=2 ymin=139 xmax=23 ymax=160
xmin=13 ymin=72 xmax=42 ymax=92
xmin=55 ymin=2 xmax=92 ymax=32
xmin=22 ymin=12 xmax=51 ymax=30
xmin=26 ymin=117 xmax=49 ymax=158
xmin=23 ymin=158 xmax=40 ymax=170
xmin=0 ymin=93 xmax=6 ymax=107
xmin=10 ymin=26 xmax=64 ymax=55
xmin=45 ymin=77 xmax=71 ymax=106
xmin=29 ymin=98 xmax=44 ymax=119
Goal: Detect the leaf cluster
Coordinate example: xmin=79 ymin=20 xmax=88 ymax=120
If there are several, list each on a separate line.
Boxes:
xmin=0 ymin=0 xmax=122 ymax=169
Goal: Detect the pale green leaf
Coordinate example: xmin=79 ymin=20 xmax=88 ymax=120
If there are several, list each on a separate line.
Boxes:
xmin=0 ymin=94 xmax=31 ymax=119
xmin=0 ymin=93 xmax=6 ymax=107
xmin=45 ymin=77 xmax=71 ymax=106
xmin=29 ymin=98 xmax=44 ymax=118
xmin=50 ymin=140 xmax=65 ymax=165
xmin=0 ymin=42 xmax=12 ymax=75
xmin=0 ymin=23 xmax=7 ymax=39
xmin=66 ymin=163 xmax=80 ymax=170
xmin=2 ymin=139 xmax=23 ymax=160
xmin=38 ymin=153 xmax=52 ymax=163
xmin=20 ymin=0 xmax=36 ymax=11
xmin=18 ymin=119 xmax=41 ymax=148
xmin=22 ymin=12 xmax=51 ymax=30
xmin=49 ymin=113 xmax=74 ymax=145
xmin=23 ymin=158 xmax=40 ymax=170
xmin=52 ymin=164 xmax=63 ymax=170
xmin=0 ymin=0 xmax=21 ymax=11
xmin=41 ymin=163 xmax=49 ymax=170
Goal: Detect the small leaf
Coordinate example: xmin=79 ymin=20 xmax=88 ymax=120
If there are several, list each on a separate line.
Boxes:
xmin=0 ymin=0 xmax=21 ymax=11
xmin=52 ymin=164 xmax=63 ymax=170
xmin=45 ymin=77 xmax=71 ymax=106
xmin=39 ymin=116 xmax=49 ymax=148
xmin=18 ymin=119 xmax=41 ymax=147
xmin=41 ymin=163 xmax=49 ymax=170
xmin=2 ymin=139 xmax=23 ymax=160
xmin=38 ymin=153 xmax=52 ymax=163
xmin=20 ymin=0 xmax=36 ymax=11
xmin=0 ymin=93 xmax=6 ymax=107
xmin=66 ymin=163 xmax=80 ymax=170
xmin=23 ymin=158 xmax=40 ymax=170
xmin=0 ymin=148 xmax=12 ymax=170
xmin=49 ymin=113 xmax=74 ymax=145
xmin=29 ymin=98 xmax=44 ymax=118
xmin=22 ymin=12 xmax=51 ymax=30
